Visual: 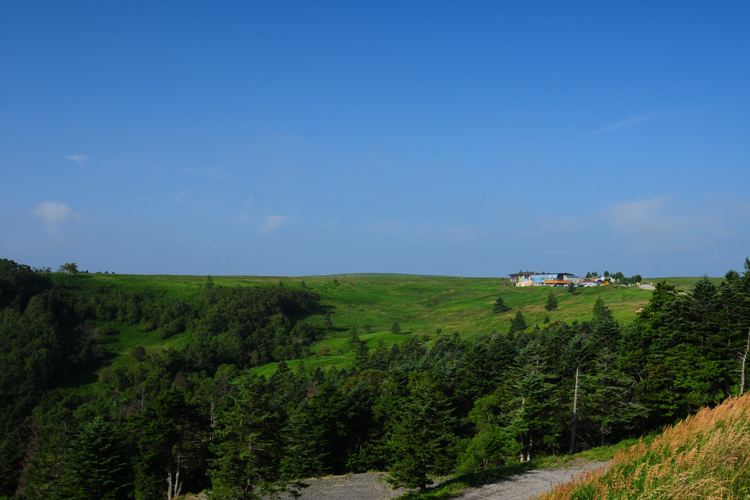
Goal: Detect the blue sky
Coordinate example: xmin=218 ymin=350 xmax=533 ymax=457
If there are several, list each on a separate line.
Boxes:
xmin=2 ymin=2 xmax=749 ymax=277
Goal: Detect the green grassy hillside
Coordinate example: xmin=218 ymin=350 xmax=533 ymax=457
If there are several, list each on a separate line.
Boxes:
xmin=51 ymin=272 xmax=689 ymax=378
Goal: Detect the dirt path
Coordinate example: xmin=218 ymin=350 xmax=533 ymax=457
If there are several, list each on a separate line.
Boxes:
xmin=267 ymin=461 xmax=608 ymax=500
xmin=268 ymin=472 xmax=407 ymax=500
xmin=455 ymin=461 xmax=608 ymax=500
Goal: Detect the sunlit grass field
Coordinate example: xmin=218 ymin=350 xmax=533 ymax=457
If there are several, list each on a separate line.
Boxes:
xmin=57 ymin=272 xmax=716 ymax=376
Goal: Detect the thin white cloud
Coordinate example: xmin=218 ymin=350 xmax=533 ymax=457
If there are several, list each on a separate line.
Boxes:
xmin=606 ymin=196 xmax=683 ymax=237
xmin=260 ymin=215 xmax=289 ymax=235
xmin=581 ymin=111 xmax=666 ymax=139
xmin=534 ymin=193 xmax=737 ymax=257
xmin=31 ymin=201 xmax=82 ymax=236
xmin=187 ymin=167 xmax=233 ymax=180
xmin=602 ymin=195 xmax=732 ymax=254
xmin=65 ymin=154 xmax=89 ymax=166
xmin=174 ymin=189 xmax=197 ymax=202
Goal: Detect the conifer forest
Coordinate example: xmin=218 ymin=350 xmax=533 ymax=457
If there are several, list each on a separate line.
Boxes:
xmin=1 ymin=257 xmax=750 ymax=499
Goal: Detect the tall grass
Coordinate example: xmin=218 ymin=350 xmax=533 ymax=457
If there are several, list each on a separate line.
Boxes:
xmin=537 ymin=394 xmax=750 ymax=500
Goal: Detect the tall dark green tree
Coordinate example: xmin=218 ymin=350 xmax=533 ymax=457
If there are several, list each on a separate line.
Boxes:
xmin=592 ymin=296 xmax=612 ymax=322
xmin=130 ymin=390 xmax=203 ymax=500
xmin=209 ymin=375 xmax=285 ymax=500
xmin=385 ymin=373 xmax=456 ymax=491
xmin=508 ymin=311 xmax=527 ymax=335
xmin=492 ymin=296 xmax=510 ymax=313
xmin=59 ymin=417 xmax=129 ymax=500
xmin=458 ymin=393 xmax=522 ymax=472
xmin=545 ymin=290 xmax=558 ymax=311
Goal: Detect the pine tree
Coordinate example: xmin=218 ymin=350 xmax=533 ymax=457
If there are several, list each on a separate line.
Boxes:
xmin=545 ymin=290 xmax=558 ymax=311
xmin=508 ymin=311 xmax=527 ymax=335
xmin=130 ymin=390 xmax=201 ymax=500
xmin=209 ymin=375 xmax=285 ymax=500
xmin=458 ymin=393 xmax=522 ymax=472
xmin=386 ymin=374 xmax=456 ymax=491
xmin=592 ymin=297 xmax=612 ymax=322
xmin=60 ymin=417 xmax=129 ymax=500
xmin=493 ymin=296 xmax=510 ymax=313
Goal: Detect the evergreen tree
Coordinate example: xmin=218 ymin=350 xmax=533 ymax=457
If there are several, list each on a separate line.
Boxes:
xmin=323 ymin=312 xmax=333 ymax=329
xmin=59 ymin=417 xmax=129 ymax=500
xmin=280 ymin=401 xmax=329 ymax=479
xmin=492 ymin=296 xmax=510 ymax=313
xmin=592 ymin=297 xmax=612 ymax=322
xmin=385 ymin=373 xmax=456 ymax=491
xmin=545 ymin=290 xmax=558 ymax=311
xmin=209 ymin=375 xmax=286 ymax=500
xmin=458 ymin=393 xmax=522 ymax=472
xmin=130 ymin=390 xmax=203 ymax=500
xmin=508 ymin=311 xmax=527 ymax=335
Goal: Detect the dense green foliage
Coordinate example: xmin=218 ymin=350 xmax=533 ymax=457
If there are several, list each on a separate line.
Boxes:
xmin=1 ymin=258 xmax=749 ymax=498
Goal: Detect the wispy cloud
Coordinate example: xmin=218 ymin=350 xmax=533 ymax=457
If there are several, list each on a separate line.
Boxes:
xmin=603 ymin=195 xmax=732 ymax=251
xmin=260 ymin=215 xmax=289 ymax=235
xmin=174 ymin=189 xmax=197 ymax=202
xmin=187 ymin=167 xmax=233 ymax=180
xmin=606 ymin=196 xmax=682 ymax=237
xmin=536 ymin=193 xmax=736 ymax=255
xmin=31 ymin=201 xmax=82 ymax=236
xmin=65 ymin=154 xmax=89 ymax=167
xmin=581 ymin=111 xmax=666 ymax=139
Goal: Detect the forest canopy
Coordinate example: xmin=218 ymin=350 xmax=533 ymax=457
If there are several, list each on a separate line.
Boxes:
xmin=1 ymin=257 xmax=749 ymax=499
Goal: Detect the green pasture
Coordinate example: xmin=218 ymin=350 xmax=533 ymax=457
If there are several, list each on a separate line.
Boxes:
xmin=57 ymin=272 xmax=720 ymax=377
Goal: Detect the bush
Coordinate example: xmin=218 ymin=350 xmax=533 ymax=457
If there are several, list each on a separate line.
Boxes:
xmin=130 ymin=346 xmax=146 ymax=362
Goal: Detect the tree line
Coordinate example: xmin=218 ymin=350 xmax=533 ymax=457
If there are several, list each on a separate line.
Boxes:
xmin=1 ymin=258 xmax=749 ymax=499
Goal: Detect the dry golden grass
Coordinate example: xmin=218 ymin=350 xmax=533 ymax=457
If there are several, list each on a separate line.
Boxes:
xmin=536 ymin=394 xmax=750 ymax=500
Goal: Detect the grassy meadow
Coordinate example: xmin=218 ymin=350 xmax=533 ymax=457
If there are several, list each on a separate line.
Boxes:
xmin=57 ymin=272 xmax=716 ymax=377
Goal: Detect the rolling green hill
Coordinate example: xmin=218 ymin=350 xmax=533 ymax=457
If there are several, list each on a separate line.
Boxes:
xmin=52 ymin=272 xmax=676 ymax=377
xmin=5 ymin=257 xmax=745 ymax=500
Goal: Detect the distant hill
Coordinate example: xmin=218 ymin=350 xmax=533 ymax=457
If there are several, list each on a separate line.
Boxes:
xmin=53 ymin=272 xmax=666 ymax=375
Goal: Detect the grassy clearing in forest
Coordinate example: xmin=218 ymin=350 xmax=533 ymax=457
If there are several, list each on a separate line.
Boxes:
xmin=56 ymin=272 xmax=718 ymax=376
xmin=536 ymin=394 xmax=750 ymax=500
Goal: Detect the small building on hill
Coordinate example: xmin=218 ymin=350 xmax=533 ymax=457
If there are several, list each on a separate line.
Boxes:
xmin=533 ymin=272 xmax=578 ymax=286
xmin=509 ymin=272 xmax=579 ymax=286
xmin=509 ymin=271 xmax=538 ymax=283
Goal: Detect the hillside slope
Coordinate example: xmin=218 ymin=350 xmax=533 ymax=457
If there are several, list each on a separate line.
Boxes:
xmin=537 ymin=393 xmax=750 ymax=499
xmin=66 ymin=272 xmax=656 ymax=375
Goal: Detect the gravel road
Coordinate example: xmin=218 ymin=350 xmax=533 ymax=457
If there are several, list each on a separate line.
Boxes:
xmin=268 ymin=473 xmax=407 ymax=500
xmin=267 ymin=461 xmax=608 ymax=500
xmin=455 ymin=461 xmax=608 ymax=500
